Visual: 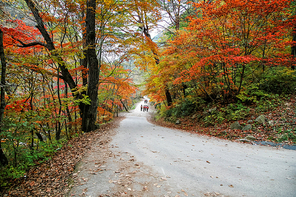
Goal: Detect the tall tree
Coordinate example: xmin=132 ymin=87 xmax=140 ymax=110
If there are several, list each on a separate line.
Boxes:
xmin=123 ymin=0 xmax=175 ymax=105
xmin=145 ymin=0 xmax=295 ymax=104
xmin=81 ymin=0 xmax=99 ymax=132
xmin=22 ymin=0 xmax=100 ymax=132
xmin=156 ymin=0 xmax=195 ymax=105
xmin=0 ymin=2 xmax=8 ymax=167
xmin=0 ymin=28 xmax=9 ymax=167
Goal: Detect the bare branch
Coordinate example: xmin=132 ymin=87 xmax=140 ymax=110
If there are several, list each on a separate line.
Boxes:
xmin=11 ymin=36 xmax=47 ymax=48
xmin=17 ymin=40 xmax=47 ymax=48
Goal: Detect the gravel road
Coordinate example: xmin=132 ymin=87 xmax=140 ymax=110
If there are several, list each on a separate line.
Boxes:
xmin=68 ymin=99 xmax=296 ymax=197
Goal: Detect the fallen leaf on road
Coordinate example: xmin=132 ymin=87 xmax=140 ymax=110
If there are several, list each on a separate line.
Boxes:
xmin=181 ymin=189 xmax=188 ymax=196
xmin=206 ymin=161 xmax=210 ymax=164
xmin=228 ymin=184 xmax=234 ymax=188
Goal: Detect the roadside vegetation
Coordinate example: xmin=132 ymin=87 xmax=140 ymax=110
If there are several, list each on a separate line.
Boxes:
xmin=145 ymin=0 xmax=296 ymax=145
xmin=151 ymin=91 xmax=296 ymax=145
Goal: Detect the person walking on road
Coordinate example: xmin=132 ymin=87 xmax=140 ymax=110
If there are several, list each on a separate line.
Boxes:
xmin=141 ymin=105 xmax=143 ymax=111
xmin=142 ymin=105 xmax=149 ymax=112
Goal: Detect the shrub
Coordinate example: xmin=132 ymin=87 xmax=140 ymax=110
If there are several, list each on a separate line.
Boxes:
xmin=259 ymin=67 xmax=296 ymax=94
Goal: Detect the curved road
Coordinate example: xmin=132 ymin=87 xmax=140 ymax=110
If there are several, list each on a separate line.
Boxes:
xmin=70 ymin=99 xmax=296 ymax=197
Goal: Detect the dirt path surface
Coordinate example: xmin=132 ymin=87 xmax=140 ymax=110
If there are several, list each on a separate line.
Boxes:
xmin=68 ymin=98 xmax=296 ymax=197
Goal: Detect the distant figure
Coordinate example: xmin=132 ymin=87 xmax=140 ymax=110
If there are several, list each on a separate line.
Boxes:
xmin=141 ymin=105 xmax=143 ymax=111
xmin=143 ymin=105 xmax=149 ymax=112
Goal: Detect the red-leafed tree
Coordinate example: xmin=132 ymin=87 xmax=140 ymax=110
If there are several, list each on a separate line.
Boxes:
xmin=0 ymin=0 xmax=139 ymax=178
xmin=146 ymin=0 xmax=296 ymax=104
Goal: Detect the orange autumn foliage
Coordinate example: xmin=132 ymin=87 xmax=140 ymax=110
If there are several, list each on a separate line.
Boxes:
xmin=145 ymin=0 xmax=296 ymax=103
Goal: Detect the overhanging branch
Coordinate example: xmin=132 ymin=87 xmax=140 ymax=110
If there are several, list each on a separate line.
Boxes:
xmin=12 ymin=36 xmax=47 ymax=48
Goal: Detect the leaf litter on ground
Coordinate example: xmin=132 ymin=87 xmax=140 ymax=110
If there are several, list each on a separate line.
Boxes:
xmin=1 ymin=116 xmax=124 ymax=197
xmin=148 ymin=96 xmax=296 ymax=146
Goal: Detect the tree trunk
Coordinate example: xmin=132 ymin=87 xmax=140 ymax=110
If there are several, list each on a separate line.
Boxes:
xmin=237 ymin=64 xmax=246 ymax=95
xmin=56 ymin=68 xmax=62 ymax=140
xmin=56 ymin=122 xmax=61 ymax=140
xmin=120 ymin=99 xmax=129 ymax=112
xmin=0 ymin=28 xmax=8 ymax=166
xmin=65 ymin=82 xmax=73 ymax=133
xmin=30 ymin=93 xmax=34 ymax=150
xmin=182 ymin=83 xmax=187 ymax=96
xmin=165 ymin=86 xmax=172 ymax=106
xmin=35 ymin=132 xmax=44 ymax=142
xmin=81 ymin=0 xmax=99 ymax=132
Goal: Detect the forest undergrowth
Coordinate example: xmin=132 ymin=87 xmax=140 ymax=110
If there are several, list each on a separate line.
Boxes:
xmin=0 ymin=116 xmax=124 ymax=197
xmin=148 ymin=95 xmax=296 ymax=146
